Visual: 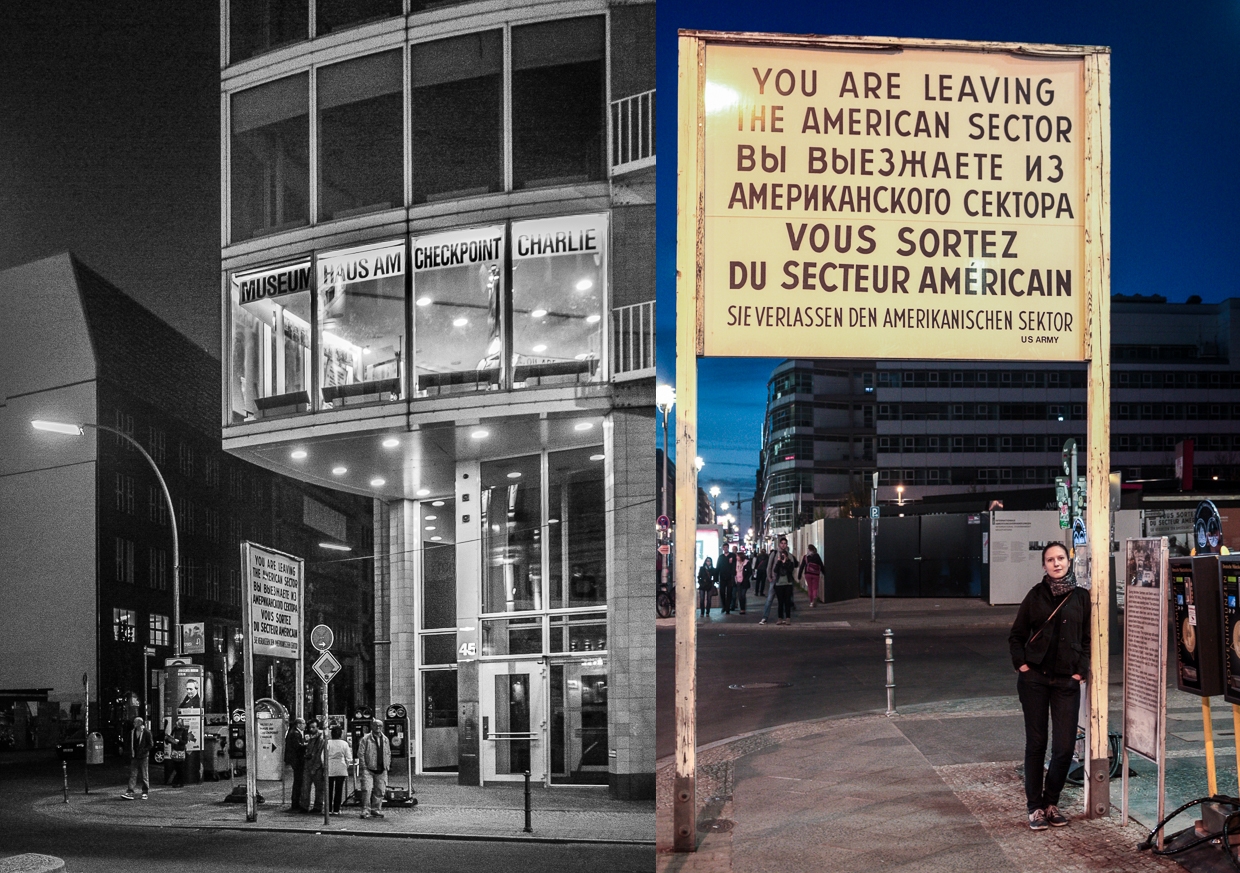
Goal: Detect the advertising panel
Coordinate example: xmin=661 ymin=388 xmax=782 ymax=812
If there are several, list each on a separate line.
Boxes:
xmin=690 ymin=35 xmax=1101 ymax=361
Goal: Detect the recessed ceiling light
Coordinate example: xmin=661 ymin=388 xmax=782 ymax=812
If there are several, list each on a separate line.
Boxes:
xmin=590 ymin=454 xmax=605 ymax=461
xmin=424 ymin=515 xmax=437 ymax=521
xmin=416 ymin=488 xmax=431 ymax=497
xmin=548 ymin=518 xmax=560 ymax=524
xmin=382 ymin=438 xmax=400 ymax=448
xmin=430 ymin=536 xmax=442 ymax=541
xmin=575 ymin=279 xmax=593 ymax=291
xmin=431 ymin=500 xmax=445 ymax=507
xmin=471 ymin=429 xmax=489 ymax=439
xmin=319 ymin=542 xmax=352 ymax=551
xmin=424 ymin=525 xmax=436 ymax=531
xmin=453 ymin=317 xmax=468 ymax=327
xmin=332 ymin=466 xmax=347 ymax=475
xmin=531 ymin=309 xmax=548 ymax=318
xmin=416 ymin=296 xmax=432 ymax=306
xmin=290 ymin=450 xmax=308 ymax=460
xmin=532 ymin=344 xmax=547 ymax=353
xmin=574 ymin=422 xmax=593 ymax=431
xmin=370 ymin=477 xmax=386 ymax=487
xmin=585 ymin=314 xmax=601 ymax=324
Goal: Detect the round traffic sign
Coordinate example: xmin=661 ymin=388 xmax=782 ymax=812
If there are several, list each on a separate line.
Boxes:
xmin=310 ymin=624 xmax=334 ymax=652
xmin=657 ymin=514 xmax=670 ymax=531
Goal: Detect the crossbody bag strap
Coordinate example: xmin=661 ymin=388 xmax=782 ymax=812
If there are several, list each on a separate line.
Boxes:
xmin=1027 ymin=590 xmax=1072 ymax=646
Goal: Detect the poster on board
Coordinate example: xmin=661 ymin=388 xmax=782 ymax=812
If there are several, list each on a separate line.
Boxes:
xmin=1123 ymin=537 xmax=1167 ymax=763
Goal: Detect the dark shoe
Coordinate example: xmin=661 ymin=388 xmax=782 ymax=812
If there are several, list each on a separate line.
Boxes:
xmin=1028 ymin=809 xmax=1049 ymax=831
xmin=360 ymin=811 xmax=371 ymax=819
xmin=371 ymin=811 xmax=385 ymax=818
xmin=1045 ymin=805 xmax=1068 ymax=827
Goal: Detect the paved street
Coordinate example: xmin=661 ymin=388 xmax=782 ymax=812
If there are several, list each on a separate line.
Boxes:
xmin=0 ymin=758 xmax=653 ymax=873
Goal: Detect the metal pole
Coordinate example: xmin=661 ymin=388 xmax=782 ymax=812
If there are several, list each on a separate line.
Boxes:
xmin=661 ymin=408 xmax=670 ymax=599
xmin=242 ymin=544 xmax=259 ymax=823
xmin=83 ymin=675 xmax=90 ymax=795
xmin=62 ymin=761 xmax=69 ymax=804
xmin=870 ymin=472 xmax=878 ymax=622
xmin=884 ymin=629 xmax=896 ymax=716
xmin=323 ymin=679 xmax=330 ymax=828
xmin=523 ymin=769 xmax=532 ymax=833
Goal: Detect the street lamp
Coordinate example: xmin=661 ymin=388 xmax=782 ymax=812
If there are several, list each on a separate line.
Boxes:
xmin=896 ymin=484 xmax=905 ymax=507
xmin=655 ymin=384 xmax=675 ymax=598
xmin=709 ymin=485 xmax=721 ymax=520
xmin=720 ymin=501 xmax=729 ymax=511
xmin=33 ymin=419 xmax=182 ymax=655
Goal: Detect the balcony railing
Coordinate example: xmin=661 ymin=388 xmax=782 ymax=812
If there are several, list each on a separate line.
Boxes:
xmin=612 ymin=301 xmax=655 ymax=381
xmin=610 ymin=89 xmax=656 ymax=175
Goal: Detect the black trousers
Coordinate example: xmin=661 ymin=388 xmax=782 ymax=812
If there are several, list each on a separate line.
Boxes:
xmin=736 ymin=586 xmax=748 ymax=612
xmin=775 ymin=586 xmax=793 ymax=619
xmin=1017 ymin=669 xmax=1080 ymax=813
xmin=329 ymin=775 xmax=346 ymax=812
xmin=719 ymin=581 xmax=735 ymax=612
xmin=698 ymin=589 xmax=713 ymax=614
xmin=289 ymin=761 xmax=305 ymax=808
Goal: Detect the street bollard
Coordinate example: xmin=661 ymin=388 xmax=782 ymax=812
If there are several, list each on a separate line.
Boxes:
xmin=523 ymin=770 xmax=532 ymax=833
xmin=62 ymin=761 xmax=69 ymax=804
xmin=884 ymin=629 xmax=897 ymax=717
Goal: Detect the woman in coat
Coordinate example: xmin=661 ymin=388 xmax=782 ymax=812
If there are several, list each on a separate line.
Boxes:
xmin=1008 ymin=541 xmax=1090 ymax=831
xmin=326 ymin=724 xmax=354 ymax=815
xmin=697 ymin=557 xmax=718 ymax=617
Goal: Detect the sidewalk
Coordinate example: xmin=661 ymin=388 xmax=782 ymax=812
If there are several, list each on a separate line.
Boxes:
xmin=655 ymin=691 xmax=1237 ymax=873
xmin=35 ymin=773 xmax=653 ymax=845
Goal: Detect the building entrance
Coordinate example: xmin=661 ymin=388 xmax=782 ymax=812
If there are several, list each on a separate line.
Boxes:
xmin=480 ymin=660 xmax=546 ymax=784
xmin=550 ymin=660 xmax=609 ymax=784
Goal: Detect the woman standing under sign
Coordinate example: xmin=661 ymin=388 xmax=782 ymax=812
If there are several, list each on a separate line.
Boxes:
xmin=1009 ymin=542 xmax=1091 ymax=831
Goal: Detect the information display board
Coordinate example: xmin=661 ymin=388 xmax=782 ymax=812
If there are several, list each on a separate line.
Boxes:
xmin=245 ymin=543 xmax=303 ymax=660
xmin=1122 ymin=538 xmax=1167 ymax=762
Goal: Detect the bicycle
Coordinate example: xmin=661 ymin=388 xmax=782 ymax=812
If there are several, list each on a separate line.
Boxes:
xmin=1065 ymin=728 xmax=1122 ymax=786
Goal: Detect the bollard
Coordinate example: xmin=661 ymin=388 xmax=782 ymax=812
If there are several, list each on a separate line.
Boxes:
xmin=62 ymin=761 xmax=69 ymax=804
xmin=884 ymin=628 xmax=897 ymax=717
xmin=523 ymin=770 xmax=532 ymax=833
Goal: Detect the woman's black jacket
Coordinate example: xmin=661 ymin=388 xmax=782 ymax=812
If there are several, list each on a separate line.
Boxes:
xmin=697 ymin=565 xmax=717 ymax=590
xmin=1008 ymin=580 xmax=1091 ymax=677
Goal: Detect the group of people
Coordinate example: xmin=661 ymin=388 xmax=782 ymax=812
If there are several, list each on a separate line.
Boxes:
xmin=696 ymin=536 xmax=826 ymax=625
xmin=285 ymin=716 xmax=392 ymax=818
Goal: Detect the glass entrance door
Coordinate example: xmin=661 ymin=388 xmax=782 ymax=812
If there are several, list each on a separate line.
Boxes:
xmin=480 ymin=660 xmax=546 ymax=783
xmin=549 ymin=660 xmax=609 ymax=784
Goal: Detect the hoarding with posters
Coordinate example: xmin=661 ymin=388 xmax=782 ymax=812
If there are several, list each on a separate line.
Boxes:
xmin=683 ymin=32 xmax=1109 ymax=362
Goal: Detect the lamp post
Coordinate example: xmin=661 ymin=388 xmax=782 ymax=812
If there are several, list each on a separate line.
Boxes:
xmin=33 ymin=419 xmax=181 ymax=655
xmin=708 ymin=485 xmax=721 ymax=521
xmin=656 ymin=385 xmax=676 ymax=599
xmin=896 ymin=485 xmax=905 ymax=507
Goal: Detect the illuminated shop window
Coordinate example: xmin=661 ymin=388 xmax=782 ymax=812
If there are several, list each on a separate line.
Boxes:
xmin=480 ymin=455 xmax=542 ymax=614
xmin=229 ymin=0 xmax=307 ymax=63
xmin=548 ymin=447 xmax=606 ymax=609
xmin=316 ymin=0 xmax=401 ymax=36
xmin=113 ymin=608 xmax=137 ymax=643
xmin=410 ymin=225 xmax=506 ymax=395
xmin=318 ymin=51 xmax=403 ymax=221
xmin=229 ymin=260 xmax=313 ymax=421
xmin=511 ymin=214 xmax=606 ymax=386
xmin=549 ymin=612 xmax=607 ymax=653
xmin=231 ymin=75 xmax=309 ymax=240
xmin=411 ymin=31 xmax=503 ymax=204
xmin=512 ymin=17 xmax=606 ymax=188
xmin=317 ymin=240 xmax=406 ymax=406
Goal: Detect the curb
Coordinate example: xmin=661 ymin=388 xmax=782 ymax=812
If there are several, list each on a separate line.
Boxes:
xmin=158 ymin=822 xmax=654 ymax=846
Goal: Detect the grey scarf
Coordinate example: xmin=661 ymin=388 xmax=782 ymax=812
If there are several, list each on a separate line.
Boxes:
xmin=1045 ymin=569 xmax=1077 ymax=598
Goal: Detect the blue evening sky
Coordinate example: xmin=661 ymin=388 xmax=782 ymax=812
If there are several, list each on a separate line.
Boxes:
xmin=655 ymin=1 xmax=1240 ymax=530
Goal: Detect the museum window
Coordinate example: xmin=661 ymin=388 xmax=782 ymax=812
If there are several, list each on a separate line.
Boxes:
xmin=231 ymin=74 xmax=310 ymax=240
xmin=421 ymin=499 xmax=456 ymax=630
xmin=115 ymin=538 xmax=135 ymax=584
xmin=318 ymin=51 xmax=403 ymax=222
xmin=511 ymin=215 xmax=607 ymax=386
xmin=149 ymin=613 xmax=170 ymax=647
xmin=411 ymin=31 xmax=503 ymax=204
xmin=317 ymin=240 xmax=406 ymax=406
xmin=148 ymin=487 xmax=168 ymax=526
xmin=511 ymin=17 xmax=606 ymax=189
xmin=229 ymin=260 xmax=313 ymax=421
xmin=148 ymin=548 xmax=168 ymax=590
xmin=115 ymin=474 xmax=134 ymax=514
xmin=315 ymin=0 xmax=400 ymax=36
xmin=548 ymin=448 xmax=606 ymax=609
xmin=481 ymin=455 xmax=542 ymax=614
xmin=113 ymin=608 xmax=137 ymax=643
xmin=229 ymin=0 xmax=307 ymax=62
xmin=410 ymin=225 xmax=505 ymax=395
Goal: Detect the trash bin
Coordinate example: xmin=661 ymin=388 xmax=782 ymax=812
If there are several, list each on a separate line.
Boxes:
xmin=203 ymin=734 xmax=222 ymax=781
xmin=86 ymin=732 xmax=104 ymax=765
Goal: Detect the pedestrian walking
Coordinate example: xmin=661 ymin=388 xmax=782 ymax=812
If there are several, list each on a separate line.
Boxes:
xmin=301 ymin=719 xmax=326 ymax=813
xmin=284 ymin=717 xmax=306 ymax=812
xmin=697 ymin=557 xmax=717 ymax=616
xmin=358 ymin=718 xmax=391 ymax=819
xmin=753 ymin=548 xmax=769 ymax=597
xmin=119 ymin=717 xmax=153 ymax=801
xmin=799 ymin=544 xmax=825 ymax=607
xmin=761 ymin=536 xmax=797 ymax=625
xmin=166 ymin=718 xmax=194 ymax=787
xmin=327 ymin=724 xmax=354 ymax=815
xmin=735 ymin=549 xmax=751 ymax=614
xmin=1009 ymin=541 xmax=1090 ymax=831
xmin=719 ymin=546 xmax=738 ymax=614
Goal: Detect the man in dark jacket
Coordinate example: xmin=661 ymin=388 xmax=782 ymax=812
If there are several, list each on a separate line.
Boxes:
xmin=285 ymin=718 xmax=307 ymax=811
xmin=120 ymin=717 xmax=153 ymax=800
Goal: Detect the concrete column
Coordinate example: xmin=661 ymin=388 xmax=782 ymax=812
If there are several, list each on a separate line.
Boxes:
xmin=605 ymin=405 xmax=656 ymax=800
xmin=372 ymin=498 xmax=391 ymax=714
xmin=455 ymin=460 xmax=482 ymax=785
xmin=386 ymin=500 xmax=418 ymax=715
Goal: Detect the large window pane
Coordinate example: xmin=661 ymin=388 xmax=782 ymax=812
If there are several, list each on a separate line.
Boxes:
xmin=316 ymin=240 xmax=406 ymax=406
xmin=411 ymin=226 xmax=505 ymax=395
xmin=422 ymin=498 xmax=456 ymax=629
xmin=481 ymin=616 xmax=543 ymax=656
xmin=230 ymin=0 xmax=307 ymax=63
xmin=481 ymin=455 xmax=542 ymax=613
xmin=316 ymin=0 xmax=400 ymax=36
xmin=231 ymin=75 xmax=310 ymax=240
xmin=411 ymin=31 xmax=502 ymax=204
xmin=512 ymin=215 xmax=606 ymax=386
xmin=512 ymin=17 xmax=606 ymax=189
xmin=548 ymin=447 xmax=606 ymax=608
xmin=318 ymin=51 xmax=404 ymax=221
xmin=229 ymin=260 xmax=314 ymax=421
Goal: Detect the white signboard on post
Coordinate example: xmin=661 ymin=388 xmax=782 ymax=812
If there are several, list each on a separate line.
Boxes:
xmin=246 ymin=543 xmax=303 ymax=660
xmin=1121 ymin=537 xmax=1168 ymax=832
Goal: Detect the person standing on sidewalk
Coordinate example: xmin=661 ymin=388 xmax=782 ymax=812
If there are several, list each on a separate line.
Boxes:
xmin=326 ymin=724 xmax=354 ymax=815
xmin=719 ymin=546 xmax=738 ymax=614
xmin=120 ymin=717 xmax=153 ymax=800
xmin=753 ymin=548 xmax=769 ymax=598
xmin=735 ymin=548 xmax=751 ymax=614
xmin=697 ymin=557 xmax=717 ymax=617
xmin=799 ymin=544 xmax=825 ymax=607
xmin=284 ymin=717 xmax=306 ymax=812
xmin=761 ymin=536 xmax=797 ymax=625
xmin=302 ymin=719 xmax=327 ymax=814
xmin=358 ymin=718 xmax=391 ymax=819
xmin=1009 ymin=541 xmax=1090 ymax=831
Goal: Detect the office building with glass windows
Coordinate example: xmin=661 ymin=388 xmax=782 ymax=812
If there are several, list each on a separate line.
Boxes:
xmin=219 ymin=0 xmax=655 ymax=797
